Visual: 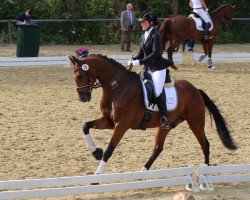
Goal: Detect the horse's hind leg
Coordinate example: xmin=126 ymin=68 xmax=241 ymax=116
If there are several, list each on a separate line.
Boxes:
xmin=142 ymin=128 xmax=170 ymax=170
xmin=186 ymin=112 xmax=210 ymax=165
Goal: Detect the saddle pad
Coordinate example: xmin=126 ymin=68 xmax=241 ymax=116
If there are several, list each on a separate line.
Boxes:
xmin=140 ymin=79 xmax=178 ymax=112
xmin=189 ymin=14 xmax=213 ymax=31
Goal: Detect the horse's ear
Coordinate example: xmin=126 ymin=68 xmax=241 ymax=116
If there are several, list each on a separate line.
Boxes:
xmin=68 ymin=56 xmax=78 ymax=66
xmin=231 ymin=3 xmax=237 ymax=9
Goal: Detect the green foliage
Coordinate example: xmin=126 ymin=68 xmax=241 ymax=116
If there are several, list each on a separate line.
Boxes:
xmin=0 ymin=0 xmax=249 ymax=44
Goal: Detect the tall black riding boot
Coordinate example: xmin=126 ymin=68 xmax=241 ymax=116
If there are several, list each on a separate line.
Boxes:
xmin=204 ymin=22 xmax=213 ymax=40
xmin=156 ymin=93 xmax=170 ymax=129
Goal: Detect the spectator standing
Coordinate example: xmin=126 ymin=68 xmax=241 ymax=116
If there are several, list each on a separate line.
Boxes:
xmin=16 ymin=9 xmax=32 ymax=24
xmin=120 ymin=3 xmax=136 ymax=52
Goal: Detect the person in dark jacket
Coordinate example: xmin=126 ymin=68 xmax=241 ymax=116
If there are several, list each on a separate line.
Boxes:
xmin=16 ymin=9 xmax=32 ymax=24
xmin=128 ymin=12 xmax=172 ymax=129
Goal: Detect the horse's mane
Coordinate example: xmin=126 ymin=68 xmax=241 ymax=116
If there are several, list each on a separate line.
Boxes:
xmin=211 ymin=4 xmax=231 ymax=15
xmin=88 ymin=54 xmax=126 ymax=70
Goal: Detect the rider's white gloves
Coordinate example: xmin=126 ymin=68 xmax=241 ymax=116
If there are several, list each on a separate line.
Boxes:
xmin=205 ymin=8 xmax=209 ymax=12
xmin=132 ymin=59 xmax=140 ymax=66
xmin=127 ymin=59 xmax=133 ymax=66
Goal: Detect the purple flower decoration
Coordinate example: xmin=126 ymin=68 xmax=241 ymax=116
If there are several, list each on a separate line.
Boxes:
xmin=75 ymin=47 xmax=89 ymax=57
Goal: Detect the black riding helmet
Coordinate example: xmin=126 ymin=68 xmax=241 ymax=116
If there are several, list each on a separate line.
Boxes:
xmin=138 ymin=12 xmax=158 ymax=25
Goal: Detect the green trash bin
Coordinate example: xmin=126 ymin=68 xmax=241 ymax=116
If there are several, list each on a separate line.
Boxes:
xmin=16 ymin=24 xmax=41 ymax=57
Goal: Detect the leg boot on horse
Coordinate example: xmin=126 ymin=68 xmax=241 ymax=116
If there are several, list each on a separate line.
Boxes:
xmin=156 ymin=92 xmax=170 ymax=129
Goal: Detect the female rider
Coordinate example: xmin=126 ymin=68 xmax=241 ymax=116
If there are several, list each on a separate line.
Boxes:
xmin=189 ymin=0 xmax=213 ymax=40
xmin=129 ymin=12 xmax=172 ymax=129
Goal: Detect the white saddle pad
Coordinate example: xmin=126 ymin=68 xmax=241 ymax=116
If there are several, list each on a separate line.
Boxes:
xmin=189 ymin=14 xmax=213 ymax=31
xmin=140 ymin=79 xmax=178 ymax=112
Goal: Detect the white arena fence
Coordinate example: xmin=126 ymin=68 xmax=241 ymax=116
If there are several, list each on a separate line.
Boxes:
xmin=0 ymin=53 xmax=183 ymax=68
xmin=0 ymin=166 xmax=198 ymax=199
xmin=0 ymin=164 xmax=249 ymax=199
xmin=198 ymin=164 xmax=250 ymax=191
xmin=0 ymin=56 xmax=71 ymax=67
xmin=2 ymin=53 xmax=249 ymax=68
xmin=193 ymin=53 xmax=250 ymax=63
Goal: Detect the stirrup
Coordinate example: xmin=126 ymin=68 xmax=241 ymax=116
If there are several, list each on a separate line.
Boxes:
xmin=160 ymin=116 xmax=170 ymax=129
xmin=204 ymin=35 xmax=214 ymax=40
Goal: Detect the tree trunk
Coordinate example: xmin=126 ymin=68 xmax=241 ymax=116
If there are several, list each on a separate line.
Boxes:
xmin=172 ymin=0 xmax=178 ymax=15
xmin=67 ymin=0 xmax=76 ymax=13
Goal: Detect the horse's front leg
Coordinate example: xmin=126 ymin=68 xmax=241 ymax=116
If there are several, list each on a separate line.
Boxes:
xmin=83 ymin=116 xmax=114 ymax=160
xmin=95 ymin=123 xmax=129 ymax=175
xmin=198 ymin=41 xmax=208 ymax=62
xmin=207 ymin=41 xmax=215 ymax=70
xmin=142 ymin=128 xmax=170 ymax=171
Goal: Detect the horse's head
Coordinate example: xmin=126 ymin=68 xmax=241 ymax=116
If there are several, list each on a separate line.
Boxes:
xmin=69 ymin=55 xmax=98 ymax=102
xmin=221 ymin=4 xmax=235 ymax=26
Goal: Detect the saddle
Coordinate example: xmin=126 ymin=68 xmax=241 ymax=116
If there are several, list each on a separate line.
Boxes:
xmin=189 ymin=13 xmax=213 ymax=31
xmin=138 ymin=69 xmax=178 ymax=130
xmin=139 ymin=69 xmax=178 ymax=112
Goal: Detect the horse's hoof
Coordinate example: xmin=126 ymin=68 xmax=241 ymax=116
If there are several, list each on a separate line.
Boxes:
xmin=92 ymin=148 xmax=103 ymax=160
xmin=171 ymin=65 xmax=178 ymax=70
xmin=208 ymin=65 xmax=216 ymax=70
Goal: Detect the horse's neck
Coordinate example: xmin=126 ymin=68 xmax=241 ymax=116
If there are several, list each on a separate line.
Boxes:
xmin=211 ymin=6 xmax=228 ymax=25
xmin=95 ymin=60 xmax=127 ymax=86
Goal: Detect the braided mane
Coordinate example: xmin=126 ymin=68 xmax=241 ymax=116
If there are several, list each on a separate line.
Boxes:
xmin=88 ymin=54 xmax=126 ymax=70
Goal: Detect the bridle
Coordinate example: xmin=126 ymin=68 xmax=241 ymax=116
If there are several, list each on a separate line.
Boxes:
xmin=74 ymin=65 xmax=100 ymax=94
xmin=74 ymin=61 xmax=133 ymax=94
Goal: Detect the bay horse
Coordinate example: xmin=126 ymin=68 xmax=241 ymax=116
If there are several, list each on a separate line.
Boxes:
xmin=159 ymin=4 xmax=235 ymax=69
xmin=69 ymin=54 xmax=237 ymax=175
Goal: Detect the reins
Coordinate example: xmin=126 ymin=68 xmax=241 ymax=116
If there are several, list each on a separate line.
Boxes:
xmin=74 ymin=63 xmax=133 ymax=91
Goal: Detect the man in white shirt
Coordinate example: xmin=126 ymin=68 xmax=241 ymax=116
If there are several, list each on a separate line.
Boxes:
xmin=120 ymin=3 xmax=136 ymax=52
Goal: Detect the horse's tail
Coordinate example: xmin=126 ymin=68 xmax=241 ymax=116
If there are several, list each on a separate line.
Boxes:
xmin=159 ymin=18 xmax=172 ymax=51
xmin=199 ymin=89 xmax=237 ymax=150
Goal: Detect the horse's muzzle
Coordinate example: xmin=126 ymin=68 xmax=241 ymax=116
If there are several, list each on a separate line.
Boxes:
xmin=78 ymin=93 xmax=91 ymax=102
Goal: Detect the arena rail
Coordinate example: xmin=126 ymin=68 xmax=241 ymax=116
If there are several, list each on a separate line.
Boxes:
xmin=0 ymin=165 xmax=198 ymax=199
xmin=0 ymin=53 xmax=183 ymax=68
xmin=1 ymin=164 xmax=250 ymax=199
xmin=198 ymin=164 xmax=250 ymax=191
xmin=110 ymin=53 xmax=183 ymax=65
xmin=192 ymin=53 xmax=250 ymax=63
xmin=0 ymin=56 xmax=70 ymax=67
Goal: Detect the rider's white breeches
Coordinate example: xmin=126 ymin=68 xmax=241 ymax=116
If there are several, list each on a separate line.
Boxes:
xmin=193 ymin=9 xmax=212 ymax=24
xmin=148 ymin=68 xmax=166 ymax=97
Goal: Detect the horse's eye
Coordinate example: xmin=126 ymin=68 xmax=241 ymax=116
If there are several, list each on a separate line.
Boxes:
xmin=77 ymin=75 xmax=83 ymax=80
xmin=74 ymin=73 xmax=83 ymax=80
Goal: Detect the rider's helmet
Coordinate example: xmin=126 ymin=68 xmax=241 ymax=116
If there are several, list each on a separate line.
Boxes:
xmin=138 ymin=12 xmax=158 ymax=25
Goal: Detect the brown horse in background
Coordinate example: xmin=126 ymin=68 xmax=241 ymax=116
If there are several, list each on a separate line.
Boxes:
xmin=159 ymin=4 xmax=235 ymax=69
xmin=69 ymin=54 xmax=237 ymax=175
